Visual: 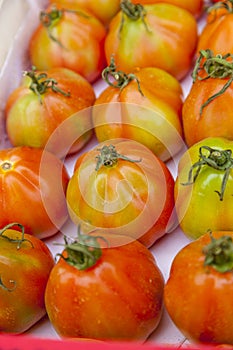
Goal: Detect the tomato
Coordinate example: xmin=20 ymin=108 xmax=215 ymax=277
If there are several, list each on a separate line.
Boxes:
xmin=0 ymin=146 xmax=69 ymax=239
xmin=131 ymin=0 xmax=204 ymax=18
xmin=182 ymin=50 xmax=233 ymax=147
xmin=0 ymin=223 xmax=54 ymax=334
xmin=164 ymin=230 xmax=233 ymax=345
xmin=197 ymin=1 xmax=233 ymax=56
xmin=174 ymin=137 xmax=233 ymax=240
xmin=5 ymin=67 xmax=95 ymax=158
xmin=66 ymin=139 xmax=176 ymax=248
xmin=92 ymin=61 xmax=184 ymax=162
xmin=104 ymin=1 xmax=198 ymax=81
xmin=45 ymin=231 xmax=164 ymax=341
xmin=29 ymin=4 xmax=107 ymax=83
xmin=48 ymin=0 xmax=120 ymax=26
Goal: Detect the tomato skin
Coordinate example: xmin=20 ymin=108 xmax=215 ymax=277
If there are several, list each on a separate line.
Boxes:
xmin=29 ymin=4 xmax=107 ymax=83
xmin=66 ymin=139 xmax=176 ymax=248
xmin=0 ymin=147 xmax=69 ymax=239
xmin=45 ymin=237 xmax=164 ymax=341
xmin=5 ymin=67 xmax=95 ymax=157
xmin=182 ymin=74 xmax=233 ymax=147
xmin=92 ymin=67 xmax=184 ymax=162
xmin=104 ymin=3 xmax=198 ymax=81
xmin=174 ymin=137 xmax=233 ymax=240
xmin=164 ymin=231 xmax=233 ymax=345
xmin=197 ymin=4 xmax=233 ymax=56
xmin=0 ymin=227 xmax=54 ymax=334
xmin=48 ymin=0 xmax=120 ymax=25
xmin=131 ymin=0 xmax=204 ymax=18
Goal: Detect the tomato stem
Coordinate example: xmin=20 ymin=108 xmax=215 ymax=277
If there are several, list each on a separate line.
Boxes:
xmin=119 ymin=0 xmax=150 ymax=37
xmin=55 ymin=228 xmax=106 ymax=270
xmin=95 ymin=144 xmax=142 ymax=171
xmin=203 ymin=232 xmax=233 ymax=273
xmin=181 ymin=146 xmax=233 ymax=201
xmin=192 ymin=49 xmax=233 ymax=115
xmin=102 ymin=56 xmax=144 ymax=95
xmin=0 ymin=275 xmax=16 ymax=292
xmin=24 ymin=66 xmax=70 ymax=104
xmin=0 ymin=223 xmax=33 ymax=249
xmin=207 ymin=0 xmax=233 ymax=16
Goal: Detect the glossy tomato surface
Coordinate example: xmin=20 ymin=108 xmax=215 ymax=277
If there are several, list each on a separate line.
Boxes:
xmin=48 ymin=0 xmax=121 ymax=25
xmin=182 ymin=50 xmax=233 ymax=147
xmin=93 ymin=66 xmax=184 ymax=162
xmin=197 ymin=1 xmax=233 ymax=56
xmin=29 ymin=4 xmax=107 ymax=83
xmin=5 ymin=67 xmax=96 ymax=158
xmin=0 ymin=225 xmax=54 ymax=334
xmin=164 ymin=231 xmax=233 ymax=345
xmin=45 ymin=233 xmax=164 ymax=341
xmin=175 ymin=137 xmax=233 ymax=240
xmin=66 ymin=139 xmax=176 ymax=248
xmin=104 ymin=2 xmax=198 ymax=81
xmin=0 ymin=146 xmax=69 ymax=239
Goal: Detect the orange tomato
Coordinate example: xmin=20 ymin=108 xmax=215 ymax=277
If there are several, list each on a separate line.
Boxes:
xmin=197 ymin=1 xmax=233 ymax=56
xmin=164 ymin=231 xmax=233 ymax=345
xmin=29 ymin=4 xmax=107 ymax=83
xmin=104 ymin=1 xmax=198 ymax=81
xmin=92 ymin=64 xmax=184 ymax=162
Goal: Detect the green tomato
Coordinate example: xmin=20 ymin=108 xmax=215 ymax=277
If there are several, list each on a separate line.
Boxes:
xmin=175 ymin=137 xmax=233 ymax=239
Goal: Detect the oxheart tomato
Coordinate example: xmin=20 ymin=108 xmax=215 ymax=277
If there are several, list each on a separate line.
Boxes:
xmin=66 ymin=139 xmax=176 ymax=248
xmin=197 ymin=1 xmax=233 ymax=56
xmin=29 ymin=4 xmax=107 ymax=83
xmin=5 ymin=67 xmax=95 ymax=158
xmin=0 ymin=146 xmax=69 ymax=239
xmin=182 ymin=50 xmax=233 ymax=147
xmin=174 ymin=137 xmax=233 ymax=240
xmin=92 ymin=61 xmax=184 ymax=162
xmin=131 ymin=0 xmax=204 ymax=18
xmin=45 ymin=232 xmax=164 ymax=341
xmin=48 ymin=0 xmax=120 ymax=26
xmin=104 ymin=0 xmax=198 ymax=81
xmin=164 ymin=231 xmax=233 ymax=345
xmin=0 ymin=223 xmax=54 ymax=334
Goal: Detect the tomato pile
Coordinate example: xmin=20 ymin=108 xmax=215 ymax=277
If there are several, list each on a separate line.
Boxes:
xmin=1 ymin=0 xmax=233 ymax=347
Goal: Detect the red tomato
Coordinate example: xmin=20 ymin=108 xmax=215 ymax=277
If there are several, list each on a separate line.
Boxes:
xmin=92 ymin=63 xmax=184 ymax=162
xmin=104 ymin=1 xmax=198 ymax=81
xmin=197 ymin=1 xmax=233 ymax=56
xmin=131 ymin=0 xmax=204 ymax=18
xmin=5 ymin=67 xmax=95 ymax=158
xmin=66 ymin=139 xmax=176 ymax=248
xmin=29 ymin=4 xmax=107 ymax=83
xmin=164 ymin=231 xmax=233 ymax=345
xmin=0 ymin=223 xmax=54 ymax=334
xmin=182 ymin=50 xmax=233 ymax=147
xmin=48 ymin=0 xmax=120 ymax=25
xmin=45 ymin=232 xmax=164 ymax=341
xmin=0 ymin=146 xmax=69 ymax=239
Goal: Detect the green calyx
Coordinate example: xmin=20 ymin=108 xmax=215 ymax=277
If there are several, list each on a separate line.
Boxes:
xmin=55 ymin=229 xmax=106 ymax=270
xmin=192 ymin=49 xmax=233 ymax=115
xmin=182 ymin=145 xmax=233 ymax=201
xmin=40 ymin=5 xmax=90 ymax=48
xmin=207 ymin=0 xmax=233 ymax=15
xmin=95 ymin=144 xmax=142 ymax=171
xmin=119 ymin=0 xmax=150 ymax=36
xmin=203 ymin=232 xmax=233 ymax=273
xmin=102 ymin=56 xmax=144 ymax=95
xmin=24 ymin=66 xmax=70 ymax=104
